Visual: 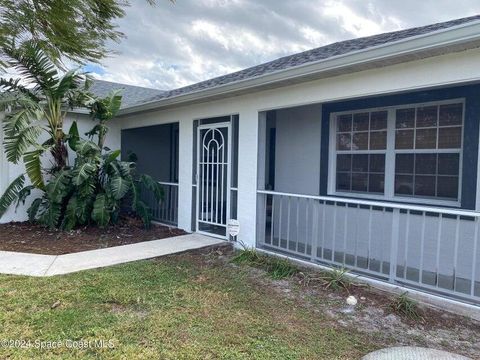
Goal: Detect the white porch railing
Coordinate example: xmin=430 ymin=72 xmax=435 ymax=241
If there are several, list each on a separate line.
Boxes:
xmin=257 ymin=190 xmax=480 ymax=304
xmin=142 ymin=182 xmax=178 ymax=226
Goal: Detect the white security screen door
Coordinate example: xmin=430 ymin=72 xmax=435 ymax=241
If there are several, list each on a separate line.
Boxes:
xmin=196 ymin=122 xmax=231 ymax=238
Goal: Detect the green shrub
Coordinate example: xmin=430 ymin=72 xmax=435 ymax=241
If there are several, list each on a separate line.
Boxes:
xmin=231 ymin=247 xmax=262 ymax=265
xmin=28 ymin=136 xmax=163 ymax=230
xmin=0 ymin=45 xmax=163 ymax=229
xmin=265 ymin=257 xmax=298 ymax=279
xmin=320 ymin=267 xmax=352 ymax=291
xmin=390 ymin=292 xmax=423 ymax=321
xmin=299 ymin=267 xmax=354 ymax=291
xmin=232 ymin=246 xmax=298 ymax=280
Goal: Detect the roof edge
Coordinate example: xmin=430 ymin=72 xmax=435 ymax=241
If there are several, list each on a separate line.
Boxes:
xmin=118 ymin=19 xmax=480 ymax=116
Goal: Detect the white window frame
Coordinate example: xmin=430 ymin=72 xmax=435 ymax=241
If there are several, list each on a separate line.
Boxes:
xmin=328 ymin=98 xmax=465 ymax=207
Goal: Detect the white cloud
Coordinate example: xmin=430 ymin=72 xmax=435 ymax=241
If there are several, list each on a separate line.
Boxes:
xmin=90 ymin=0 xmax=480 ymax=90
xmin=322 ymin=1 xmax=388 ymax=37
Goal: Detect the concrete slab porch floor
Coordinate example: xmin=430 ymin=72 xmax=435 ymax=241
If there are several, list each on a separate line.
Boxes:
xmin=0 ymin=234 xmax=224 ymax=277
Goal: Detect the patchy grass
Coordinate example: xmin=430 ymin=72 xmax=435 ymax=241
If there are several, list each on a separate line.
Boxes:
xmin=230 ymin=248 xmax=480 ymax=359
xmin=2 ymin=245 xmax=476 ymax=359
xmin=0 ymin=246 xmax=377 ymax=359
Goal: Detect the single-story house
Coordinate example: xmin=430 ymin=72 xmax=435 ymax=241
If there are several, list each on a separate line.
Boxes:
xmin=2 ymin=15 xmax=480 ymax=305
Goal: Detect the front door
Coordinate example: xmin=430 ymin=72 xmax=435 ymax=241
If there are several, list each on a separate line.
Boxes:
xmin=196 ymin=123 xmax=231 ymax=238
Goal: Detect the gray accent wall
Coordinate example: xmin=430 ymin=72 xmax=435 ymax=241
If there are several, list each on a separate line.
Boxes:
xmin=320 ymin=84 xmax=480 ymax=209
xmin=121 ymin=123 xmax=179 ymax=182
xmin=274 ymin=104 xmax=322 ymax=196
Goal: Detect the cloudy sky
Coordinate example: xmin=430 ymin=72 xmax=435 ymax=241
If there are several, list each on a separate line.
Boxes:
xmin=90 ymin=0 xmax=480 ymax=90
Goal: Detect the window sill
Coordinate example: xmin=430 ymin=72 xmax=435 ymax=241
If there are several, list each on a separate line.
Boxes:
xmin=330 ymin=191 xmax=461 ymax=209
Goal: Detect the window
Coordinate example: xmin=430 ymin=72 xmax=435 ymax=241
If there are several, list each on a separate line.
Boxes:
xmin=394 ymin=103 xmax=462 ymax=201
xmin=331 ymin=100 xmax=464 ymax=205
xmin=335 ymin=111 xmax=387 ymax=194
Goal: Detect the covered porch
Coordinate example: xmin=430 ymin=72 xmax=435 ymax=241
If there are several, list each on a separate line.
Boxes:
xmin=121 ymin=123 xmax=180 ymax=226
xmin=256 ymin=84 xmax=480 ymax=304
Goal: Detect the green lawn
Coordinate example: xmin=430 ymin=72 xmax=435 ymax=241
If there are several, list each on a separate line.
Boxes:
xmin=0 ymin=248 xmax=380 ymax=359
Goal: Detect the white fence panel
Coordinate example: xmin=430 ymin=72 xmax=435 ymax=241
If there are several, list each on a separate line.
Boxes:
xmin=257 ymin=190 xmax=480 ymax=303
xmin=142 ymin=182 xmax=178 ymax=226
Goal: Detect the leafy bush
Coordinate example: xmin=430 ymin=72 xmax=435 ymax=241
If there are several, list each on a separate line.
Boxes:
xmin=28 ymin=133 xmax=162 ymax=229
xmin=1 ymin=120 xmax=163 ymax=229
xmin=0 ymin=44 xmax=163 ymax=229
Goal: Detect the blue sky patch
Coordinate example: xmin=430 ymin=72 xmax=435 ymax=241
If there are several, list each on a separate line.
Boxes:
xmin=83 ymin=64 xmax=106 ymax=75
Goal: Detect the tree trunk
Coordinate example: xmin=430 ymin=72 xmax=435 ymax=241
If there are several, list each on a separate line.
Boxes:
xmin=51 ymin=139 xmax=68 ymax=171
xmin=98 ymin=121 xmax=108 ymax=150
xmin=51 ymin=115 xmax=67 ymax=171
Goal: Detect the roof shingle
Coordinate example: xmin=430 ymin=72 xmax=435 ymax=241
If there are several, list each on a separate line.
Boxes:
xmin=137 ymin=15 xmax=480 ymax=105
xmin=89 ymin=80 xmax=165 ymax=108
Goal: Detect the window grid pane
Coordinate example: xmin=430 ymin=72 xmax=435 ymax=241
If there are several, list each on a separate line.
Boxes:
xmin=394 ymin=104 xmax=463 ymax=151
xmin=394 ymin=153 xmax=460 ymax=200
xmin=335 ymin=110 xmax=386 ymax=195
xmin=393 ymin=102 xmax=462 ymax=202
xmin=336 ymin=154 xmax=385 ymax=194
xmin=335 ymin=101 xmax=463 ymax=203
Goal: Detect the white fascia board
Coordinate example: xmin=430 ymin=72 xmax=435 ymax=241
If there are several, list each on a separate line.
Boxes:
xmin=118 ymin=20 xmax=480 ymax=116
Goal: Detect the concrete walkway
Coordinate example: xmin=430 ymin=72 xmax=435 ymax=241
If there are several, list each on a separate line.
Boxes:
xmin=362 ymin=347 xmax=471 ymax=360
xmin=0 ymin=234 xmax=224 ymax=277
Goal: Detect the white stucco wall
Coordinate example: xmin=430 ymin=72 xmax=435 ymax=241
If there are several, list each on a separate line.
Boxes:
xmin=110 ymin=47 xmax=480 ymax=247
xmin=3 ymin=48 xmax=480 ymax=248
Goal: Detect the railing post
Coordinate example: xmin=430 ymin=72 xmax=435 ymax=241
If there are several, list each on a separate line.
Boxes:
xmin=256 ymin=192 xmax=266 ymax=247
xmin=470 ymin=218 xmax=479 ymax=298
xmin=389 ymin=208 xmax=400 ymax=283
xmin=310 ymin=199 xmax=317 ymax=262
xmin=152 ymin=182 xmax=180 ymax=226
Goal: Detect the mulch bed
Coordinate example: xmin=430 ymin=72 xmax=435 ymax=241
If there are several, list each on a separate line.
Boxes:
xmin=0 ymin=217 xmax=186 ymax=255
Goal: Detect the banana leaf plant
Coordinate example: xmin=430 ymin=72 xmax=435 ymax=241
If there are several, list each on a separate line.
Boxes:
xmin=27 ymin=128 xmax=163 ymax=229
xmin=0 ymin=40 xmax=94 ymax=190
xmin=0 ymin=42 xmax=163 ymax=228
xmin=88 ymin=88 xmax=122 ymax=149
xmin=0 ymin=115 xmax=163 ymax=229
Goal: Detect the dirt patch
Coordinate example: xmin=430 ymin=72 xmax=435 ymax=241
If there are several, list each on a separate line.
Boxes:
xmin=0 ymin=217 xmax=186 ymax=255
xmin=170 ymin=246 xmax=480 ymax=359
xmin=261 ymin=270 xmax=480 ymax=359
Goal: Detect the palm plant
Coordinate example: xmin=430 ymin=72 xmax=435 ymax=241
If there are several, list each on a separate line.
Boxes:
xmin=88 ymin=88 xmax=122 ymax=149
xmin=0 ymin=43 xmax=163 ymax=228
xmin=0 ymin=41 xmax=93 ymax=184
xmin=0 ymin=41 xmax=92 ymax=216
